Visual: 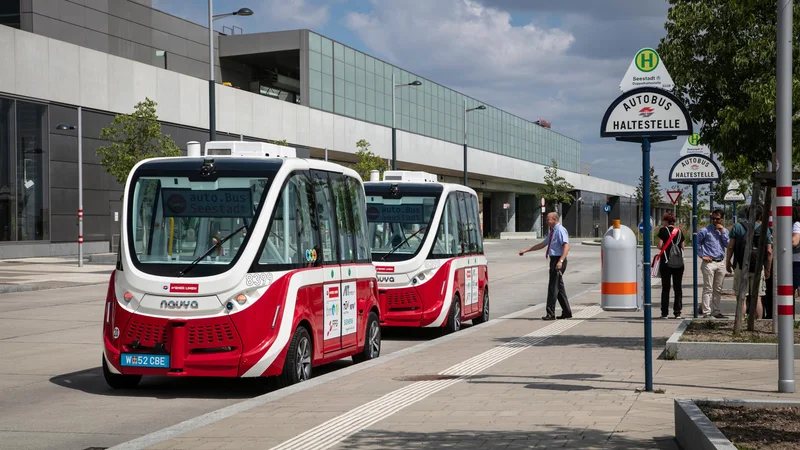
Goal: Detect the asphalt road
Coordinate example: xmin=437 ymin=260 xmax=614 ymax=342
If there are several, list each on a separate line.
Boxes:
xmin=0 ymin=238 xmax=604 ymax=450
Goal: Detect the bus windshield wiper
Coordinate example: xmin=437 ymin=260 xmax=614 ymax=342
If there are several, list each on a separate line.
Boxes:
xmin=381 ymin=225 xmax=427 ymax=261
xmin=178 ymin=224 xmax=247 ymax=277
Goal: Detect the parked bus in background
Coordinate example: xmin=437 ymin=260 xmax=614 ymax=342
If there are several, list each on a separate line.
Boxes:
xmin=364 ymin=171 xmax=488 ymax=333
xmin=102 ymin=141 xmax=381 ymax=389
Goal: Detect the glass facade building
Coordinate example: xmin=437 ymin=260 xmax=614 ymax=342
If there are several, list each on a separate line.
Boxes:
xmin=305 ymin=32 xmax=581 ymax=173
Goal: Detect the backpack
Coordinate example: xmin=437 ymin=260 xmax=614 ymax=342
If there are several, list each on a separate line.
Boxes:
xmin=734 ymin=221 xmax=762 ymax=273
xmin=666 ymin=228 xmax=684 ymax=268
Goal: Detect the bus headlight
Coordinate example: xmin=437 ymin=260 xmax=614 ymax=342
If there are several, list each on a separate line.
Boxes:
xmin=123 ymin=292 xmax=134 ymax=303
xmin=235 ymin=293 xmax=248 ymax=305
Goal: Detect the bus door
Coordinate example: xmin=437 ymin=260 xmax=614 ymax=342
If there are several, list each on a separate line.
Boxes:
xmin=455 ymin=191 xmax=477 ymax=315
xmin=330 ymin=173 xmax=363 ymax=350
xmin=463 ymin=191 xmax=483 ymax=313
xmin=312 ymin=171 xmax=344 ymax=354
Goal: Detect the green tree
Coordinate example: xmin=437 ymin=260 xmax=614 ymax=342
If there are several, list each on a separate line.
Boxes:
xmin=96 ymin=98 xmax=181 ymax=186
xmin=268 ymin=139 xmax=288 ymax=146
xmin=535 ymin=159 xmax=575 ymax=213
xmin=350 ymin=139 xmax=388 ymax=181
xmin=658 ymin=1 xmax=800 ymax=173
xmin=635 ymin=166 xmax=664 ymax=212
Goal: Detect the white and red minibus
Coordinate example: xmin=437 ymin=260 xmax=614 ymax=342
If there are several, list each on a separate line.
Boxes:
xmin=102 ymin=141 xmax=381 ymax=389
xmin=364 ymin=171 xmax=488 ymax=333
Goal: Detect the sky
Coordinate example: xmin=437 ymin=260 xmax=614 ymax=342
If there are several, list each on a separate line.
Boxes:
xmin=154 ymin=0 xmax=687 ymax=192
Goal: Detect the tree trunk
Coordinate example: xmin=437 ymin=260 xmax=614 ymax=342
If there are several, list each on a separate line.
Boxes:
xmin=734 ymin=180 xmax=761 ymax=335
xmin=748 ymin=186 xmax=772 ymax=331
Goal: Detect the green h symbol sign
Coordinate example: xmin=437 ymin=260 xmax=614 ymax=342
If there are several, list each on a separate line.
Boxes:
xmin=635 ymin=49 xmax=658 ymax=72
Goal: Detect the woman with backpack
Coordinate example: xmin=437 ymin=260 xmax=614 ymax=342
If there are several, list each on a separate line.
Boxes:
xmin=658 ymin=212 xmax=684 ymax=319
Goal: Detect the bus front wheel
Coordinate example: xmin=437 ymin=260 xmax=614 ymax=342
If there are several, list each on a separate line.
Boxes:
xmin=102 ymin=356 xmax=141 ymax=389
xmin=278 ymin=325 xmax=312 ymax=388
xmin=445 ymin=294 xmax=462 ymax=334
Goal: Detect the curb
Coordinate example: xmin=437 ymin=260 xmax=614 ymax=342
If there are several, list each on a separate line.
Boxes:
xmin=0 ymin=281 xmax=107 ymax=294
xmin=674 ymin=398 xmax=800 ymax=450
xmin=665 ymin=318 xmax=800 ymax=360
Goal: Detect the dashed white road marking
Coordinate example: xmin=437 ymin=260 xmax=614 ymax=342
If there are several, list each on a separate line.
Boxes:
xmin=270 ymin=305 xmax=604 ymax=450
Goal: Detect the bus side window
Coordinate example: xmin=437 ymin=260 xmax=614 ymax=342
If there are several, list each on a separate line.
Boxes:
xmin=311 ymin=171 xmax=339 ymax=265
xmin=330 ymin=173 xmax=355 ymax=264
xmin=433 ymin=192 xmax=459 ymax=257
xmin=456 ymin=192 xmax=471 ymax=256
xmin=465 ymin=193 xmax=481 ymax=255
xmin=348 ymin=177 xmax=371 ymax=263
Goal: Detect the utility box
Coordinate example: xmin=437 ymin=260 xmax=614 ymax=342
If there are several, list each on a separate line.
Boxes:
xmin=601 ymin=220 xmax=639 ymax=311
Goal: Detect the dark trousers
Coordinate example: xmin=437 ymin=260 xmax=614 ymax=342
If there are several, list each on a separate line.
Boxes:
xmin=546 ymin=257 xmax=572 ymax=317
xmin=660 ymin=263 xmax=684 ymax=317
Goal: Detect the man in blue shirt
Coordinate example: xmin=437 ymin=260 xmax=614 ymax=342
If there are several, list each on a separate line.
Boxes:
xmin=519 ymin=212 xmax=573 ymax=320
xmin=696 ymin=209 xmax=730 ymax=318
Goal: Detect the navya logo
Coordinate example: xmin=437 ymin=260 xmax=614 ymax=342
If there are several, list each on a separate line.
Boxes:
xmin=160 ymin=300 xmax=199 ymax=309
xmin=343 ymin=285 xmax=352 ymax=297
xmin=639 ymin=107 xmax=655 ymax=118
xmin=378 ymin=276 xmax=395 ymax=283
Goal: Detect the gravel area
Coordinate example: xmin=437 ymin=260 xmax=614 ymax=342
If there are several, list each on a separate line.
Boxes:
xmin=699 ymin=404 xmax=800 ymax=450
xmin=680 ymin=319 xmax=800 ymax=343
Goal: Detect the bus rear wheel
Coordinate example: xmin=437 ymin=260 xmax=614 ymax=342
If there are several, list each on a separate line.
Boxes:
xmin=445 ymin=294 xmax=462 ymax=334
xmin=102 ymin=356 xmax=141 ymax=389
xmin=473 ymin=289 xmax=489 ymax=325
xmin=278 ymin=325 xmax=312 ymax=388
xmin=353 ymin=311 xmax=381 ymax=363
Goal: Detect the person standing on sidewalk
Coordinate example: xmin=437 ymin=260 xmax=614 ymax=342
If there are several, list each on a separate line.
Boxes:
xmin=519 ymin=212 xmax=573 ymax=321
xmin=696 ymin=209 xmax=729 ymax=318
xmin=657 ymin=213 xmax=684 ymax=319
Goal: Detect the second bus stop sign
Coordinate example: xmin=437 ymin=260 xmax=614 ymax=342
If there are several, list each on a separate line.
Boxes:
xmin=668 ymin=154 xmax=721 ymax=183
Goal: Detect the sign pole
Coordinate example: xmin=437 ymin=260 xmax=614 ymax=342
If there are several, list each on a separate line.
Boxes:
xmin=642 ymin=137 xmax=653 ymax=393
xmin=692 ymin=182 xmax=698 ymax=318
xmin=776 ymin=0 xmax=795 ymax=393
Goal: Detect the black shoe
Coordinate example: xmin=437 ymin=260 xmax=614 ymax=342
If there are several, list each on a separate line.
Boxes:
xmin=542 ymin=315 xmax=556 ymax=321
xmin=557 ymin=314 xmax=573 ymax=319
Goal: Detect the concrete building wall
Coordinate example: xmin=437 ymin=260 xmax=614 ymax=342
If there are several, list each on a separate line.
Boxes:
xmin=0 ymin=25 xmax=635 ymax=198
xmin=19 ymin=0 xmax=229 ymax=83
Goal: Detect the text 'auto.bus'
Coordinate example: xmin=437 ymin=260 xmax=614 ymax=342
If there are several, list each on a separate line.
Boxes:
xmin=102 ymin=141 xmax=381 ymax=389
xmin=364 ymin=171 xmax=488 ymax=333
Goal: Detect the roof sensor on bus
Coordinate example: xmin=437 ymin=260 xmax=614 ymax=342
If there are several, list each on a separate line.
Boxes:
xmin=382 ymin=170 xmax=438 ymax=183
xmin=200 ymin=141 xmax=298 ymax=159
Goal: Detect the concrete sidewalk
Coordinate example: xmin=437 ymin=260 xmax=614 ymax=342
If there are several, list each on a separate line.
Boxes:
xmin=113 ymin=285 xmax=800 ymax=450
xmin=0 ymin=256 xmax=114 ymax=293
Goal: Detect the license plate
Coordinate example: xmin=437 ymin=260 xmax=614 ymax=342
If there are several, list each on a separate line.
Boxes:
xmin=120 ymin=353 xmax=170 ymax=368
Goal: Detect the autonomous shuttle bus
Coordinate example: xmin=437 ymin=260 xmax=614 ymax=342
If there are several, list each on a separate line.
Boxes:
xmin=102 ymin=141 xmax=381 ymax=389
xmin=364 ymin=171 xmax=488 ymax=333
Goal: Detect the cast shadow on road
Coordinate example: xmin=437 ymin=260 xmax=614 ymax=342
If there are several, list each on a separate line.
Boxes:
xmin=335 ymin=426 xmax=677 ymax=449
xmin=48 ymin=360 xmax=354 ymax=399
xmin=464 ymin=373 xmax=777 ymax=396
xmin=491 ymin=334 xmax=670 ymax=352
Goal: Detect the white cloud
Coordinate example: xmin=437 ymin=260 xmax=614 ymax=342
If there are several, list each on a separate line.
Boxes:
xmin=264 ymin=0 xmax=329 ymax=29
xmin=153 ymin=0 xmax=329 ymax=31
xmin=345 ymin=0 xmax=673 ymax=188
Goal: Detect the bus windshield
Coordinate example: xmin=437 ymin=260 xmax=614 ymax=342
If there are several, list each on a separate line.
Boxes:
xmin=365 ymin=193 xmax=438 ymax=261
xmin=127 ymin=173 xmax=271 ymax=277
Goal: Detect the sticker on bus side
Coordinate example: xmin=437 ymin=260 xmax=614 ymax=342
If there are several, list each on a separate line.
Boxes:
xmin=341 ymin=281 xmax=357 ymax=336
xmin=324 ymin=284 xmax=341 ymax=340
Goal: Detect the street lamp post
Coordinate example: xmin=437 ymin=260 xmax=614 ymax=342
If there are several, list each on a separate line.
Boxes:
xmin=391 ymin=75 xmax=422 ymax=170
xmin=463 ymin=102 xmax=486 ymax=186
xmin=208 ymin=1 xmax=253 ymax=141
xmin=56 ymin=107 xmax=83 ymax=267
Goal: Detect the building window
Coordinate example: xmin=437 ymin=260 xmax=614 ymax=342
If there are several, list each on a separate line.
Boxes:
xmin=0 ymin=1 xmax=20 ymax=29
xmin=0 ymin=97 xmax=49 ymax=242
